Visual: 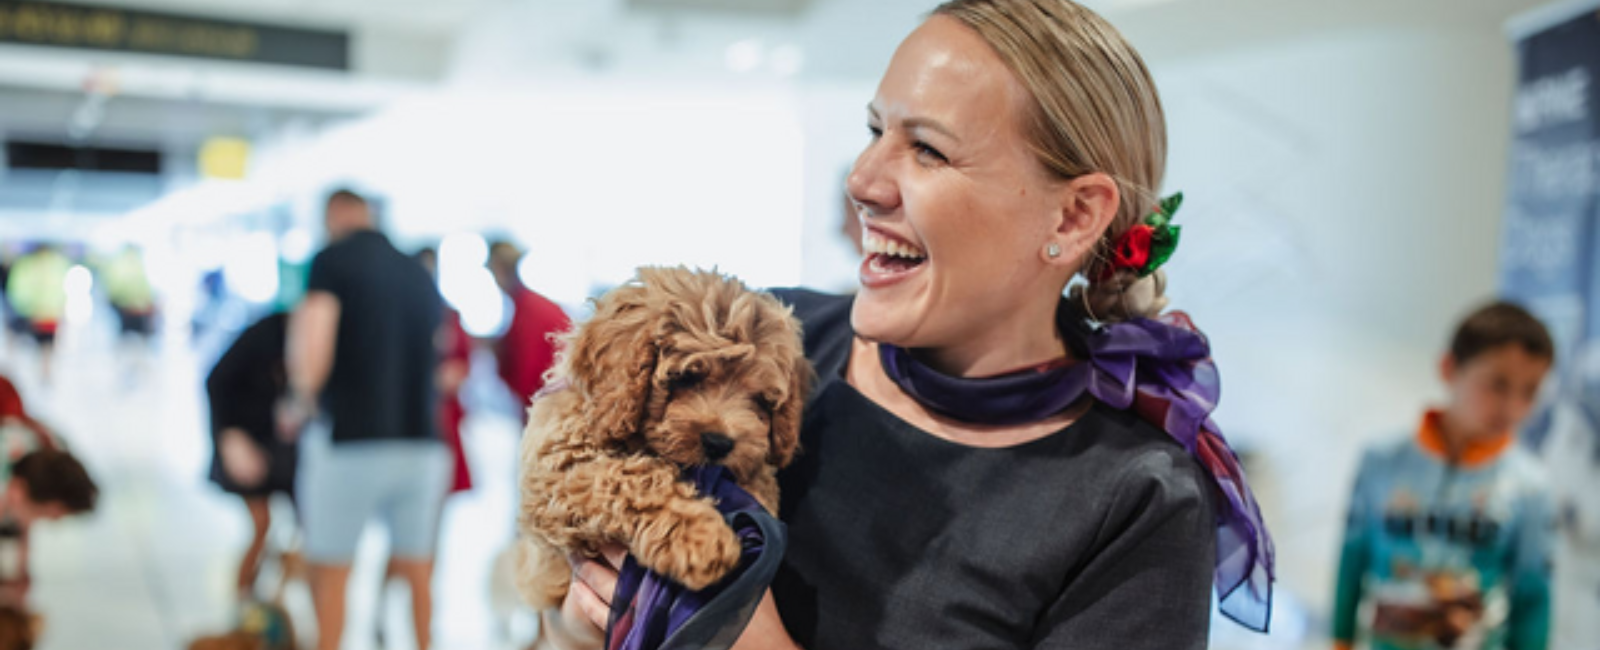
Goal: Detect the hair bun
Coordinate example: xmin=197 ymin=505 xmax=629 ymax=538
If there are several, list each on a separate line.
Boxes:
xmin=1071 ymin=269 xmax=1169 ymax=322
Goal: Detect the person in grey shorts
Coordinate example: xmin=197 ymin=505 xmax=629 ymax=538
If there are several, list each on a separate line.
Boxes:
xmin=282 ymin=189 xmax=446 ymax=650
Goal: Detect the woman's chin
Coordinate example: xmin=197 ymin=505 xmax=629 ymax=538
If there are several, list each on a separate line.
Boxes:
xmin=849 ymin=294 xmax=921 ymax=347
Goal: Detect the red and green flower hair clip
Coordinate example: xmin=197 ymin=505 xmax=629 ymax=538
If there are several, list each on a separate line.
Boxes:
xmin=1099 ymin=192 xmax=1183 ymax=281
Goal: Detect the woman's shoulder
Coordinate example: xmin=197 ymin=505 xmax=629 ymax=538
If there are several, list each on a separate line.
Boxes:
xmin=1074 ymin=403 xmax=1214 ymax=520
xmin=767 ymin=288 xmax=854 ymax=377
xmin=767 ymin=288 xmax=852 ymax=328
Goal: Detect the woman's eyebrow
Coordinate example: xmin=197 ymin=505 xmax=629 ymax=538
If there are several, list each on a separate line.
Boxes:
xmin=902 ymin=116 xmax=960 ymax=143
xmin=866 ymin=104 xmax=960 ymax=143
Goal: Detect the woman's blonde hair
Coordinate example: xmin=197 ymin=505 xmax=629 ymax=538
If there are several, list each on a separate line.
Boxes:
xmin=934 ymin=0 xmax=1170 ymax=320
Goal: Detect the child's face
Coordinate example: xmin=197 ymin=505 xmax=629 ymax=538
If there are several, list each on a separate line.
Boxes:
xmin=1442 ymin=344 xmax=1551 ymax=437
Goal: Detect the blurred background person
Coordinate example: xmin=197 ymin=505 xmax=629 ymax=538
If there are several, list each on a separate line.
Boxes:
xmin=4 ymin=246 xmax=72 ymax=386
xmin=282 ymin=190 xmax=446 ymax=650
xmin=487 ymin=240 xmax=569 ymax=423
xmin=0 ymin=449 xmax=98 ymax=609
xmin=101 ymin=245 xmax=157 ymax=344
xmin=205 ymin=311 xmax=296 ymax=599
xmin=414 ymin=247 xmax=474 ymax=496
xmin=1333 ymin=302 xmax=1556 ymax=650
xmin=0 ymin=377 xmax=51 ymax=457
xmin=0 ymin=246 xmax=23 ymax=357
xmin=100 ymin=245 xmax=159 ymax=385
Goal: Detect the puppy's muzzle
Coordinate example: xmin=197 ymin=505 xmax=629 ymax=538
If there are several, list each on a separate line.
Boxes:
xmin=701 ymin=433 xmax=735 ymax=462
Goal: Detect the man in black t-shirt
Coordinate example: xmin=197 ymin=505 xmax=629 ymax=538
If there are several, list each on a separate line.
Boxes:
xmin=282 ymin=190 xmax=447 ymax=650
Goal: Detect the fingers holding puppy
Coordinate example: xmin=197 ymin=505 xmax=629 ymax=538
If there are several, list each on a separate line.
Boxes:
xmin=566 ymin=545 xmax=628 ymax=630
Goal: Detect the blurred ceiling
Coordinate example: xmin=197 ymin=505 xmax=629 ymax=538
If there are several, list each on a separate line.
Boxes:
xmin=1 ymin=0 xmax=1556 ymax=144
xmin=52 ymin=0 xmax=498 ymax=36
xmin=0 ymin=0 xmax=1560 ymax=235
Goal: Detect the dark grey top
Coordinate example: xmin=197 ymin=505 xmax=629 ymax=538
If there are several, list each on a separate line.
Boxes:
xmin=770 ymin=289 xmax=1217 ymax=650
xmin=306 ymin=229 xmax=441 ymax=444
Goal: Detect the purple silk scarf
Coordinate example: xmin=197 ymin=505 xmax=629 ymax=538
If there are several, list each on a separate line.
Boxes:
xmin=879 ymin=309 xmax=1275 ymax=632
xmin=606 ymin=466 xmax=782 ymax=650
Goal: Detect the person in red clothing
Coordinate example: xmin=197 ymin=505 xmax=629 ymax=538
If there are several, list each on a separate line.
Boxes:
xmin=415 ymin=248 xmax=474 ymax=494
xmin=0 ymin=377 xmax=48 ymax=446
xmin=487 ymin=241 xmax=570 ymax=422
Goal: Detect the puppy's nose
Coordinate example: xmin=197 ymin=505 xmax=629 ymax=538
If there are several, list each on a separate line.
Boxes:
xmin=701 ymin=433 xmax=735 ymax=462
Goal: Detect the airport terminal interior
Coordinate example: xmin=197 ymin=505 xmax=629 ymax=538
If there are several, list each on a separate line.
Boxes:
xmin=0 ymin=0 xmax=1598 ymax=649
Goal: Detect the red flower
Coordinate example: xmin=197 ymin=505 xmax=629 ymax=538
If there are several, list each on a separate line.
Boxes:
xmin=1112 ymin=225 xmax=1155 ymax=271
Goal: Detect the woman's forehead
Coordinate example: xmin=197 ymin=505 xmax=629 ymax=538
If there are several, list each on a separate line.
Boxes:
xmin=872 ymin=16 xmax=1024 ymax=132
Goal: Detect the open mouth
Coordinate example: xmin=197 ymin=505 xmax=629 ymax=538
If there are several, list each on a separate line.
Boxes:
xmin=860 ymin=229 xmax=927 ymax=287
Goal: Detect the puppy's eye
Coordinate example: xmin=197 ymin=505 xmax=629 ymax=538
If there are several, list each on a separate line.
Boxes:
xmin=668 ymin=372 xmax=704 ymax=391
xmin=753 ymin=395 xmax=777 ymax=413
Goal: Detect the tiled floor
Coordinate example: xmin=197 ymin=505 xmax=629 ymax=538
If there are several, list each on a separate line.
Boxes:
xmin=5 ymin=316 xmax=533 ymax=650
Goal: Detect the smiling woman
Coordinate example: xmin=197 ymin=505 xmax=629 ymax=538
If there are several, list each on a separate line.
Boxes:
xmin=544 ymin=1 xmax=1274 ymax=649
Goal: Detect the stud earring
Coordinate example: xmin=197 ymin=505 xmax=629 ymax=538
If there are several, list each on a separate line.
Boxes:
xmin=1046 ymin=243 xmax=1062 ymax=259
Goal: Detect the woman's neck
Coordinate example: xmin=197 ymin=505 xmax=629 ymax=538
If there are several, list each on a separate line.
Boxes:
xmin=848 ymin=337 xmax=1088 ymax=448
xmin=913 ymin=299 xmax=1068 ymax=378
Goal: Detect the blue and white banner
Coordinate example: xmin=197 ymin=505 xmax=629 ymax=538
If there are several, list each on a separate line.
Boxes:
xmin=1502 ymin=3 xmax=1600 ymax=648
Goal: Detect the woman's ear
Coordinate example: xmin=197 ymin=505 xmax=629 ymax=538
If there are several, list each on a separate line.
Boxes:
xmin=1043 ymin=172 xmax=1120 ymax=267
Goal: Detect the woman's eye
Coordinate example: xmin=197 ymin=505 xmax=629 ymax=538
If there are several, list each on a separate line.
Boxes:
xmin=914 ymin=141 xmax=948 ymax=164
xmin=867 ymin=124 xmax=884 ymax=139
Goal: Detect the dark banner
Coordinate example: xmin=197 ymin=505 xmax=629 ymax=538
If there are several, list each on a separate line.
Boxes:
xmin=0 ymin=0 xmax=347 ymax=70
xmin=1502 ymin=4 xmax=1600 ymax=648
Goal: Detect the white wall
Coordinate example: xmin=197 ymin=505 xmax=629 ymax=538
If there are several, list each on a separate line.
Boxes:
xmin=1145 ymin=25 xmax=1520 ymax=641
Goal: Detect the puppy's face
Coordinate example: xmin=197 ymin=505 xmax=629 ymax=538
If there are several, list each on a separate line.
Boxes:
xmin=641 ymin=331 xmax=791 ymax=482
xmin=564 ymin=268 xmax=808 ymax=483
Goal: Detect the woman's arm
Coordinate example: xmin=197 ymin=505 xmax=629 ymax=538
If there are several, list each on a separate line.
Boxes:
xmin=730 ymin=590 xmax=801 ymax=650
xmin=1030 ymin=448 xmax=1216 ymax=650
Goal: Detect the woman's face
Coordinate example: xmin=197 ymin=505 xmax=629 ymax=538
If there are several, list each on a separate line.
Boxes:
xmin=848 ymin=16 xmax=1073 ymax=350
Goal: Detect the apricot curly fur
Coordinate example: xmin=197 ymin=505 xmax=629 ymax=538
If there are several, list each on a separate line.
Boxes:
xmin=515 ymin=267 xmax=810 ymax=609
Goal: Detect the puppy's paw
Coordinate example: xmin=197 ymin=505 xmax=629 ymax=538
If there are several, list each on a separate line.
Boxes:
xmin=638 ymin=509 xmax=742 ymax=591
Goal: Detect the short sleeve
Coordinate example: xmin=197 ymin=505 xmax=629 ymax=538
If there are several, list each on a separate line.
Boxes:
xmin=305 ymin=247 xmax=343 ymax=299
xmin=1030 ymin=447 xmax=1217 ymax=650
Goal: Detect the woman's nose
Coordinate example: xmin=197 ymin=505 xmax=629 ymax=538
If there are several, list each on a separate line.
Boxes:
xmin=847 ymin=143 xmax=898 ymax=218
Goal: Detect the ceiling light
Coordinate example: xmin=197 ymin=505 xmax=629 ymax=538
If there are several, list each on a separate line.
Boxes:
xmin=770 ymin=44 xmax=804 ymax=77
xmin=725 ymin=39 xmax=764 ymax=73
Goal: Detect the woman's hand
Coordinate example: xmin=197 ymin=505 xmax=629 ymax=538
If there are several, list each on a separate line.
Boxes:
xmin=274 ymin=394 xmax=316 ymax=443
xmin=559 ymin=548 xmax=799 ymax=650
xmin=731 ymin=588 xmax=800 ymax=650
xmin=564 ymin=545 xmax=627 ymax=631
xmin=219 ymin=428 xmax=267 ymax=487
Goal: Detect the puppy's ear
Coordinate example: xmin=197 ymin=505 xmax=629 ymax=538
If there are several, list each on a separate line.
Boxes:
xmin=767 ymin=315 xmax=811 ymax=468
xmin=566 ymin=283 xmax=662 ymax=445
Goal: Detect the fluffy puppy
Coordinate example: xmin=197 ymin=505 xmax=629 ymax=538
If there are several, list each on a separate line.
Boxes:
xmin=517 ymin=267 xmax=808 ymax=609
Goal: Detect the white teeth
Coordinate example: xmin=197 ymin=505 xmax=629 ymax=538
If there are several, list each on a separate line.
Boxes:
xmin=863 ymin=232 xmax=925 ymax=260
